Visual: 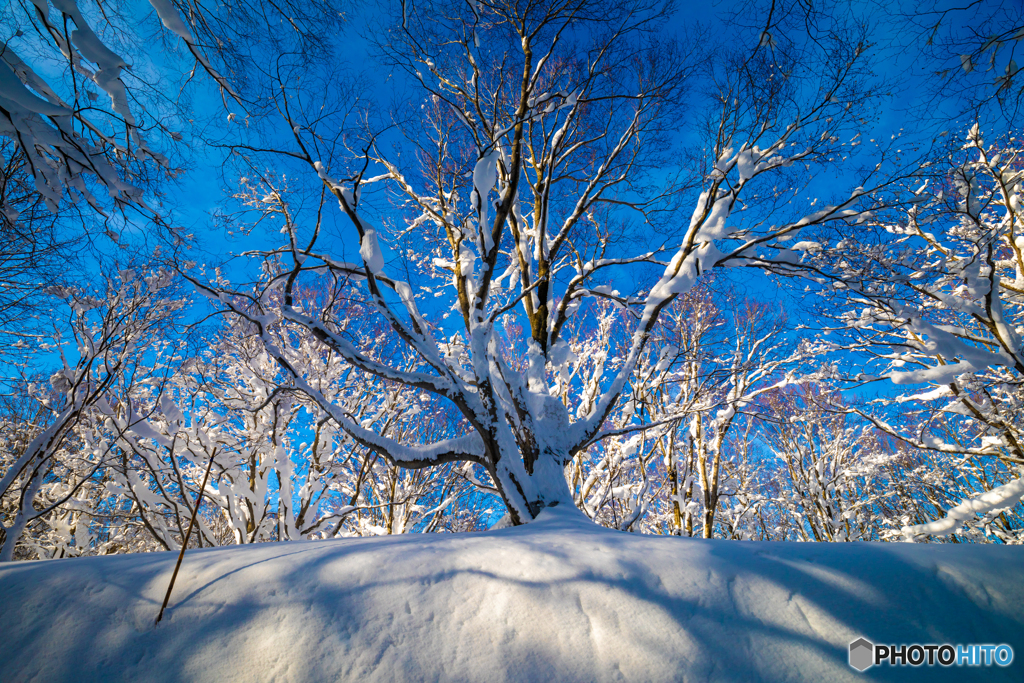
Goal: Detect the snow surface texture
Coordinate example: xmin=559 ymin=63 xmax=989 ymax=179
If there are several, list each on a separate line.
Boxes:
xmin=1 ymin=507 xmax=1022 ymax=682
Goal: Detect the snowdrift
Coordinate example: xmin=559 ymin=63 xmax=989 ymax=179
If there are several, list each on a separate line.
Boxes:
xmin=1 ymin=507 xmax=1022 ymax=682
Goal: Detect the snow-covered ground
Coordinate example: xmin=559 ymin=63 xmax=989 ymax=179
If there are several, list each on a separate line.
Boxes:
xmin=1 ymin=507 xmax=1022 ymax=682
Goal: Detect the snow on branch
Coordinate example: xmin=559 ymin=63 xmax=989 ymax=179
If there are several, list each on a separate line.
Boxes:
xmin=902 ymin=477 xmax=1024 ymax=540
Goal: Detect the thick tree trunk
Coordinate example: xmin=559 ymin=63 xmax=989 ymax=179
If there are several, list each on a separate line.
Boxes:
xmin=491 ymin=445 xmax=574 ymax=526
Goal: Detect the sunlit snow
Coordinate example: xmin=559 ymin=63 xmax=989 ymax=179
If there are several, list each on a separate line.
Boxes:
xmin=1 ymin=507 xmax=1021 ymax=682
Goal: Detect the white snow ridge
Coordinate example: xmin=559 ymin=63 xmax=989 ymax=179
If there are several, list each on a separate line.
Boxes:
xmin=1 ymin=506 xmax=1022 ymax=682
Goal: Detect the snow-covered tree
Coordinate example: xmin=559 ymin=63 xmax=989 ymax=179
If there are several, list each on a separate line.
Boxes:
xmin=196 ymin=0 xmax=900 ymax=526
xmin=806 ymin=125 xmax=1024 ymax=542
xmin=0 ymin=268 xmax=184 ymax=560
xmin=0 ymin=0 xmax=346 ymax=215
xmin=756 ymin=385 xmax=901 ymax=542
xmin=170 ymin=293 xmax=488 ymax=540
xmin=572 ymin=288 xmax=807 ymax=537
xmin=1 ymin=266 xmax=494 ymax=560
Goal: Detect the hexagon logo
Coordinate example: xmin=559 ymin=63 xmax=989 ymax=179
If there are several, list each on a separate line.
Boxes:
xmin=849 ymin=637 xmax=874 ymax=672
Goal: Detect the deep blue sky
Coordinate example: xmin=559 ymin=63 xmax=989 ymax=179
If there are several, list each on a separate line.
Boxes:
xmin=44 ymin=0 xmax=1013 ymax=388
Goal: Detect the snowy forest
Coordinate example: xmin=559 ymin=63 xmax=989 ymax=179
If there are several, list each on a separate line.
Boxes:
xmin=2 ymin=0 xmax=1024 ymax=563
